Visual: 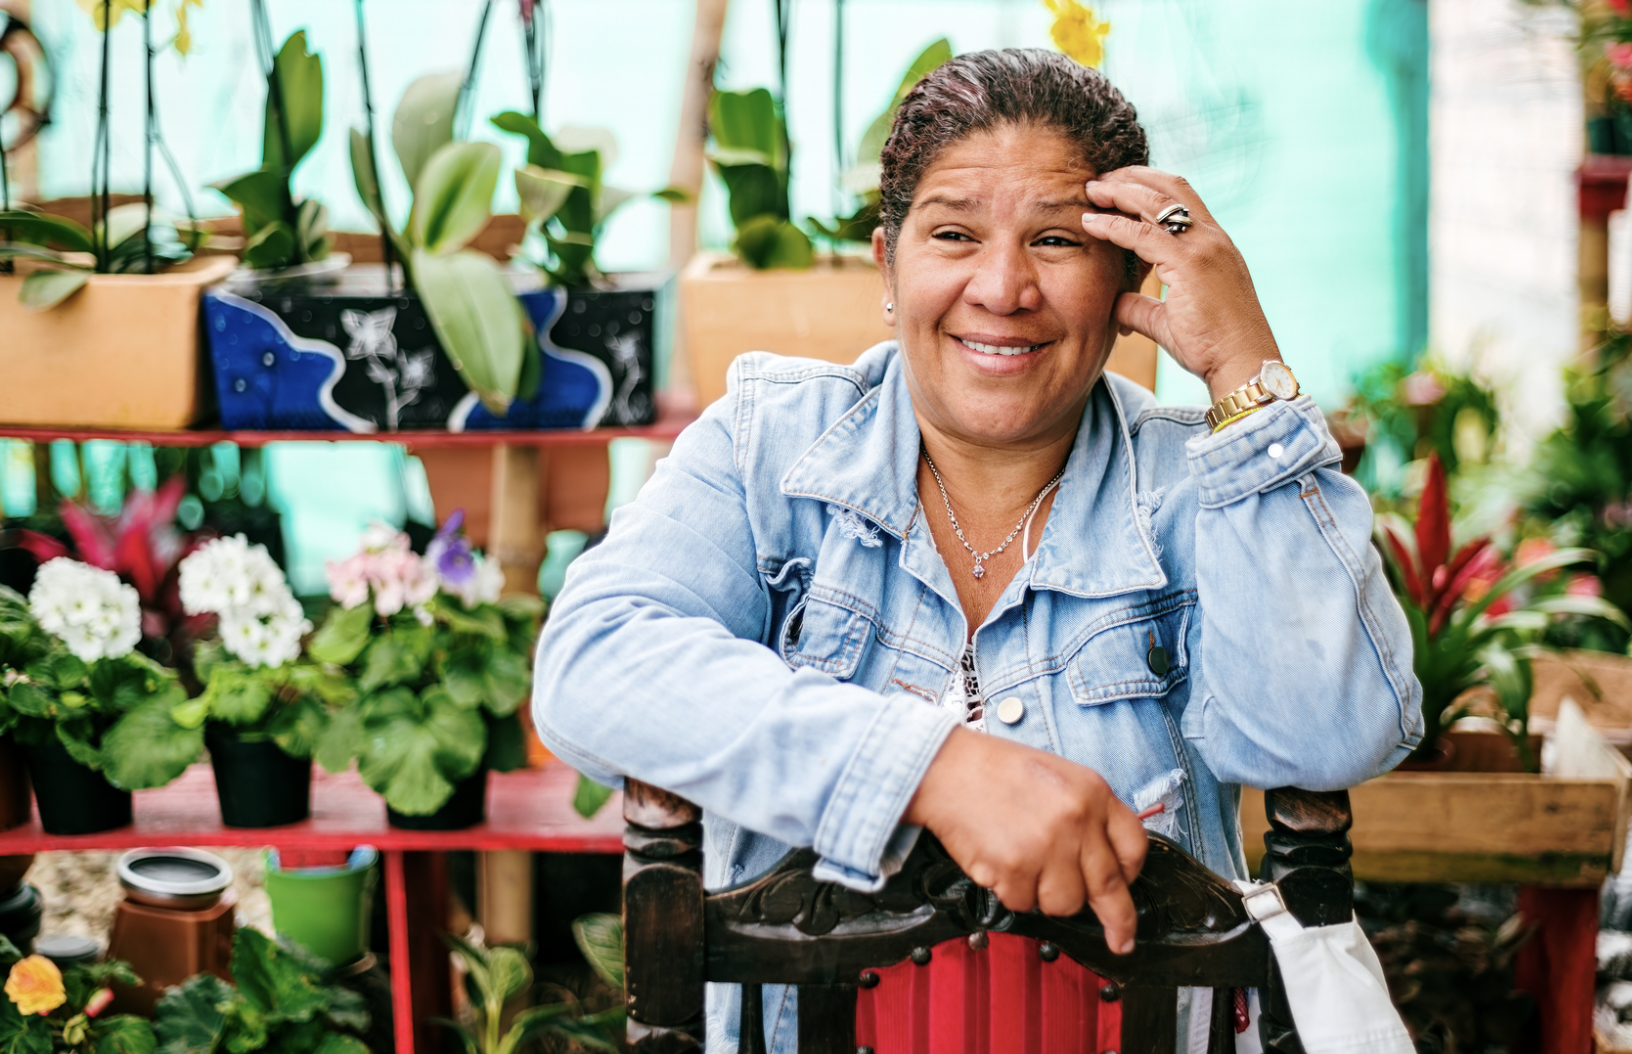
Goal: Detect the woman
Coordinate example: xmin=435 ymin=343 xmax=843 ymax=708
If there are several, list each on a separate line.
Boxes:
xmin=533 ymin=49 xmax=1421 ymax=1048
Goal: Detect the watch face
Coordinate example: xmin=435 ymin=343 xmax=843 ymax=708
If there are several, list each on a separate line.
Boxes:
xmin=1259 ymin=361 xmax=1298 ymax=401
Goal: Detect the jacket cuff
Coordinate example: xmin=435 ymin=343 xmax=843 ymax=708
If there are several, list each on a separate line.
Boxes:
xmin=812 ymin=695 xmax=958 ymax=892
xmin=1186 ymin=396 xmax=1341 ymax=508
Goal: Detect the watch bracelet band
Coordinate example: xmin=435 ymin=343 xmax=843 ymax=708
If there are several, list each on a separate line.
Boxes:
xmin=1210 ymin=406 xmax=1260 ymax=433
xmin=1205 ymin=380 xmax=1269 ymax=431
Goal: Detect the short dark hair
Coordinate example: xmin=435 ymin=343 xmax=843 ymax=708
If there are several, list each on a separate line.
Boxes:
xmin=879 ymin=48 xmax=1149 ymax=271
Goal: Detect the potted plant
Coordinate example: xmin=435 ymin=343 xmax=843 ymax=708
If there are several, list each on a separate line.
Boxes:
xmin=682 ymin=71 xmax=914 ymax=406
xmin=310 ymin=514 xmax=539 ymax=828
xmin=491 ymin=113 xmax=684 ymax=426
xmin=0 ymin=560 xmax=195 ymax=835
xmin=263 ymin=847 xmax=379 ymax=969
xmin=440 ymin=915 xmax=625 ymax=1054
xmin=0 ymin=1 xmax=234 ymax=428
xmin=108 ymin=534 xmax=338 ymax=828
xmin=154 ymin=928 xmax=370 ymax=1054
xmin=1 ymin=936 xmax=156 ymax=1053
xmin=1376 ymin=453 xmax=1629 ymax=771
xmin=210 ymin=27 xmax=337 ymax=277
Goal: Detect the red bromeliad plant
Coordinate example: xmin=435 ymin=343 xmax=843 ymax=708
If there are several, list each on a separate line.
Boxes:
xmin=1377 ymin=455 xmax=1628 ymax=769
xmin=0 ymin=477 xmax=211 ymax=662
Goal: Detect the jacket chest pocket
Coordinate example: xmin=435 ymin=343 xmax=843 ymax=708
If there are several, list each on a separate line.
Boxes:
xmin=1067 ymin=602 xmax=1193 ymax=705
xmin=779 ymin=594 xmax=874 ymax=681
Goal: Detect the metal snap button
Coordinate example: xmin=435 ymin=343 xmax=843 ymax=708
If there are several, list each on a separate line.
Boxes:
xmin=996 ymin=697 xmax=1024 ymax=724
xmin=1147 ymin=645 xmax=1170 ymax=677
xmin=1267 ymin=442 xmax=1285 ymax=460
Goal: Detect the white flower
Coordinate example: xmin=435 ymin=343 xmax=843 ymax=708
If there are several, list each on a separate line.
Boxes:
xmin=443 ymin=554 xmax=506 ymax=609
xmin=182 ymin=535 xmax=307 ymax=668
xmin=28 ymin=558 xmax=141 ymax=662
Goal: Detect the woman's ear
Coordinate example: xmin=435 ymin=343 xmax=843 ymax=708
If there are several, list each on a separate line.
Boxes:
xmin=872 ymin=227 xmax=896 ymax=327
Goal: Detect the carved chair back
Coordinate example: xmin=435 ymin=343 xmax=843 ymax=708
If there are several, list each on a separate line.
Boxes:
xmin=620 ymin=782 xmax=1354 ymax=1054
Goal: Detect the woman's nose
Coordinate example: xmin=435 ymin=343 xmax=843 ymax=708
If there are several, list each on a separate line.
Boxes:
xmin=962 ymin=241 xmax=1042 ymax=315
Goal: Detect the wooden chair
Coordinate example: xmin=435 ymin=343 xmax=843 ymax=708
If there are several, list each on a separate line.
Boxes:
xmin=620 ymin=780 xmax=1355 ymax=1054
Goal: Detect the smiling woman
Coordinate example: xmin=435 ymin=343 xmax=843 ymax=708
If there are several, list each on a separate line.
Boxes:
xmin=532 ymin=48 xmax=1422 ymax=1052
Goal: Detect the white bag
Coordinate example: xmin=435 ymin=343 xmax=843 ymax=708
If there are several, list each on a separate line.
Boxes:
xmin=1232 ymin=881 xmax=1414 ymax=1054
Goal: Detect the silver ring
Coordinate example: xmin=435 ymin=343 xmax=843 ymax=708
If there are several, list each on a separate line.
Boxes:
xmin=1154 ymin=204 xmax=1194 ymax=234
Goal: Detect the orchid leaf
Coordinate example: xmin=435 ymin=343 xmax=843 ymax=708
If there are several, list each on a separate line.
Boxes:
xmin=571 ymin=913 xmax=624 ymax=990
xmin=409 ymin=141 xmax=500 ymax=254
xmin=263 ymin=31 xmax=324 ymax=175
xmin=0 ymin=210 xmax=95 ymax=252
xmin=412 ymin=247 xmax=528 ymax=413
xmin=391 ymin=72 xmax=462 ymax=192
xmin=514 ymin=166 xmax=581 ymax=226
xmin=20 ymin=269 xmax=91 ymax=312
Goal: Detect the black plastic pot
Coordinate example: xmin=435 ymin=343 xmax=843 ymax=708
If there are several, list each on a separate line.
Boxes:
xmin=207 ymin=730 xmax=312 ymax=828
xmin=24 ymin=739 xmax=132 ymax=836
xmin=387 ymin=770 xmax=487 ymax=831
xmin=0 ymin=884 xmax=43 ymax=954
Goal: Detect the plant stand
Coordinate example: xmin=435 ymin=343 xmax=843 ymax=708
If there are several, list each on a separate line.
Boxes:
xmin=0 ymin=762 xmax=623 ymax=1054
xmin=1242 ymin=714 xmax=1632 ymax=1054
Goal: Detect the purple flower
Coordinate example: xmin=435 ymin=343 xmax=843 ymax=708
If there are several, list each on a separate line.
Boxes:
xmin=427 ymin=510 xmax=476 ymax=587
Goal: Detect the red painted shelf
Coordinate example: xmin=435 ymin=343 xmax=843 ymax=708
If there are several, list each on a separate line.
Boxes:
xmin=0 ymin=761 xmax=624 ymax=855
xmin=0 ymin=404 xmax=697 ymax=451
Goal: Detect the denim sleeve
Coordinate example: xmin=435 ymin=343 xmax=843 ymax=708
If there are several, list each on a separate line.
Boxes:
xmin=531 ymin=398 xmax=957 ymax=890
xmin=1179 ymin=396 xmax=1423 ymax=790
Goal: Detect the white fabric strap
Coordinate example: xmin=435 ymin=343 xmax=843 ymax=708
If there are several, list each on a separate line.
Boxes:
xmin=1231 ymin=880 xmax=1414 ymax=1054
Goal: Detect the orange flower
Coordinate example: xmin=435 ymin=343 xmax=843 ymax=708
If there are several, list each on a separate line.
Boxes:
xmin=5 ymin=955 xmax=66 ymax=1016
xmin=1043 ymin=0 xmax=1111 ymax=68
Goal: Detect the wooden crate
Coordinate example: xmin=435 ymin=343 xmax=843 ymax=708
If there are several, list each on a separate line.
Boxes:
xmin=0 ymin=255 xmax=235 ymax=429
xmin=1241 ymin=707 xmax=1632 ymax=887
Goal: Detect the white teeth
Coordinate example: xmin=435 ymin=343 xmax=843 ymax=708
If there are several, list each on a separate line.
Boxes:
xmin=958 ymin=337 xmax=1041 ymax=356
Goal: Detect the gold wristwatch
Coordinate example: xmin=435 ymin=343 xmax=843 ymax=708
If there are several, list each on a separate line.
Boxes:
xmin=1205 ymin=360 xmax=1300 ymax=431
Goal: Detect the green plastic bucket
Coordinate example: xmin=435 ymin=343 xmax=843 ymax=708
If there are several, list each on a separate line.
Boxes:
xmin=263 ymin=847 xmax=378 ymax=967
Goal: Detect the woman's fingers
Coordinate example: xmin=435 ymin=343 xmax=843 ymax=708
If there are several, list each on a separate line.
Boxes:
xmin=1097 ymin=166 xmax=1217 ymax=224
xmin=1113 ymin=290 xmax=1167 ymax=347
xmin=1036 ymin=839 xmax=1089 ymax=917
xmin=1107 ymin=800 xmax=1151 ymax=886
xmin=1080 ymin=209 xmax=1173 ymax=268
xmin=1085 ymin=178 xmax=1193 ymax=230
xmin=1081 ymin=837 xmax=1139 ymax=954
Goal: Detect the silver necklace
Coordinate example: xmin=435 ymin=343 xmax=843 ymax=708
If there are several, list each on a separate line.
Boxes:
xmin=921 ymin=448 xmax=1065 ymax=579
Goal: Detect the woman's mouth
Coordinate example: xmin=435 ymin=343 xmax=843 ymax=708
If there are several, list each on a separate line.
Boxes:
xmin=956 ymin=336 xmax=1047 ymax=357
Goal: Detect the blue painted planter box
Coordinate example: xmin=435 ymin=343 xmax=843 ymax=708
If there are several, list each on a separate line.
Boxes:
xmin=202 ymin=268 xmax=667 ymax=432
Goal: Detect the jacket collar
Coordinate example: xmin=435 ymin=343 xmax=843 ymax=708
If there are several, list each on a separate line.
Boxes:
xmin=779 ymin=344 xmax=1168 ymax=598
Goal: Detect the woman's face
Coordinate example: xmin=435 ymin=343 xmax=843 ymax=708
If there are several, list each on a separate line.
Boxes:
xmin=876 ymin=123 xmax=1134 ymax=451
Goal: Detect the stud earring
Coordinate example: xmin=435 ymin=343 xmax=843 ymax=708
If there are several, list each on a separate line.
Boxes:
xmin=886 ymin=303 xmax=894 ymax=313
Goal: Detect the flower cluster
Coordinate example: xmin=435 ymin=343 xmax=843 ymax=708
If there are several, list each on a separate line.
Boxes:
xmin=1044 ymin=0 xmax=1110 ymax=69
xmin=179 ymin=535 xmax=309 ymax=668
xmin=28 ymin=558 xmax=142 ymax=662
xmin=326 ymin=524 xmax=440 ymax=618
xmin=425 ymin=511 xmax=504 ymax=609
xmin=326 ymin=514 xmax=503 ymax=618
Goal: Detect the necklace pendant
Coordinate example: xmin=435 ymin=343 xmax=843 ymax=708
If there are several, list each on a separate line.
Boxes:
xmin=972 ymin=562 xmax=985 ymax=579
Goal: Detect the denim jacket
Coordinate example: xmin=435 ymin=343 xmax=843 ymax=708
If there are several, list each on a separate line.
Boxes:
xmin=532 ymin=341 xmax=1422 ymax=1049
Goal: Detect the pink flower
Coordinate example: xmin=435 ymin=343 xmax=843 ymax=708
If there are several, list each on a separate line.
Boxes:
xmin=84 ymin=987 xmax=114 ymax=1018
xmin=1608 ymin=41 xmax=1632 ymax=69
xmin=1611 ymin=0 xmax=1632 ymax=18
xmin=1566 ymin=573 xmax=1604 ymax=598
xmin=326 ymin=554 xmax=373 ymax=610
xmin=1400 ymin=372 xmax=1446 ymax=406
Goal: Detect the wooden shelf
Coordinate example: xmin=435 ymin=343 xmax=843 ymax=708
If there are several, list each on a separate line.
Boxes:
xmin=0 ymin=761 xmax=624 ymax=855
xmin=0 ymin=404 xmax=697 ymax=451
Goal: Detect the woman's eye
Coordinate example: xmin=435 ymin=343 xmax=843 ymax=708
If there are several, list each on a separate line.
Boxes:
xmin=1035 ymin=235 xmax=1081 ymax=248
xmin=932 ymin=230 xmax=973 ymax=242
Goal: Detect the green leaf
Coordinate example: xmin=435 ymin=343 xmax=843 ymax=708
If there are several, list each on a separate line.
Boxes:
xmin=349 ymin=127 xmax=388 ymax=228
xmin=20 ymin=269 xmax=91 ymax=311
xmin=391 ymin=71 xmax=462 ymax=192
xmin=358 ymin=623 xmax=433 ymax=693
xmin=212 ymin=170 xmax=287 ymax=229
xmin=653 ymin=186 xmax=691 ymax=204
xmin=314 ymin=701 xmax=364 ymax=774
xmin=295 ymin=199 xmax=331 ymax=262
xmin=230 ymin=928 xmax=329 ymax=1023
xmin=103 ymin=205 xmax=152 ymax=256
xmin=734 ymin=215 xmax=813 ymax=270
xmin=309 ymin=603 xmax=374 ymax=666
xmin=242 ymin=222 xmax=296 ymax=271
xmin=482 ymin=649 xmax=531 ymax=717
xmin=103 ymin=695 xmax=203 ymax=790
xmin=409 ymin=141 xmax=500 ymax=254
xmin=264 ymin=31 xmax=324 ymax=174
xmin=709 ymin=89 xmax=784 ymax=167
xmin=490 ymin=111 xmax=564 ymax=170
xmin=487 ymin=946 xmax=533 ymax=1003
xmin=437 ymin=598 xmax=507 ymax=640
xmin=1526 ymin=593 xmax=1632 ymax=629
xmin=266 ymin=693 xmax=329 ymax=760
xmin=441 ymin=646 xmax=488 ymax=709
xmin=495 ymin=1004 xmax=578 ymax=1054
xmin=412 ymin=247 xmax=529 ymax=414
xmin=0 ymin=934 xmax=20 ymax=965
xmin=154 ymin=974 xmax=233 ymax=1054
xmin=312 ymin=1037 xmax=369 ymax=1054
xmin=1453 ymin=547 xmax=1601 ymax=632
xmin=713 ymin=164 xmax=787 ymax=228
xmin=56 ymin=716 xmax=104 ymax=771
xmin=548 ymin=1013 xmax=622 ymax=1053
xmin=204 ymin=665 xmax=274 ymax=727
xmin=355 ymin=687 xmax=485 ymax=815
xmin=6 ymin=681 xmax=51 ymax=718
xmin=0 ymin=210 xmax=95 ymax=252
xmin=572 ymin=773 xmax=614 ymax=820
xmin=320 ymin=987 xmax=370 ymax=1034
xmin=514 ymin=165 xmax=581 ymax=226
xmin=91 ymin=1016 xmax=158 ymax=1054
xmin=0 ymin=1002 xmax=52 ymax=1054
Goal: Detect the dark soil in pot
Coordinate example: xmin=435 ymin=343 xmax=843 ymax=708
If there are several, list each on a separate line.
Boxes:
xmin=24 ymin=739 xmax=131 ymax=835
xmin=207 ymin=731 xmax=312 ymax=828
xmin=386 ymin=770 xmax=487 ymax=831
